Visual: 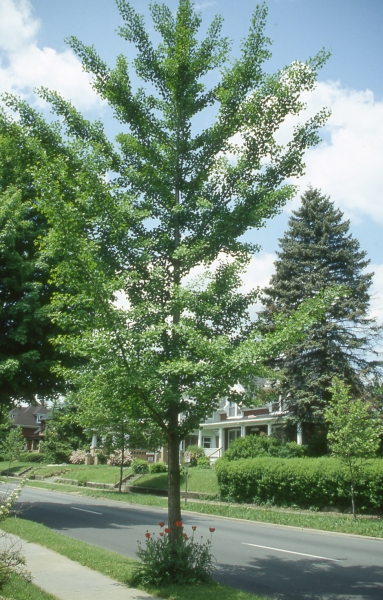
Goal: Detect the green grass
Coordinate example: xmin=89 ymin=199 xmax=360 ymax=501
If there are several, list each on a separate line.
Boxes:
xmin=0 ymin=572 xmax=58 ymax=599
xmin=0 ymin=461 xmax=133 ymax=485
xmin=136 ymin=468 xmax=219 ymax=494
xmin=1 ymin=518 xmax=268 ymax=600
xmin=0 ymin=461 xmax=36 ymax=475
xmin=23 ymin=480 xmax=383 ymax=538
xmin=32 ymin=463 xmax=133 ymax=485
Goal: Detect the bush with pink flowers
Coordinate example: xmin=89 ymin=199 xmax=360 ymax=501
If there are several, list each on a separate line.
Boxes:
xmin=69 ymin=449 xmax=87 ymax=464
xmin=107 ymin=449 xmax=132 ymax=466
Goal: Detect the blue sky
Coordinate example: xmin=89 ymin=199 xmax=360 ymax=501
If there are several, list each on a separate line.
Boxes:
xmin=1 ymin=0 xmax=383 ymax=321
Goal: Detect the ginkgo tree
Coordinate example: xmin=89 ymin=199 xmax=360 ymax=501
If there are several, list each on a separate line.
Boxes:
xmin=4 ymin=0 xmax=331 ymax=541
xmin=325 ymin=378 xmax=382 ymax=519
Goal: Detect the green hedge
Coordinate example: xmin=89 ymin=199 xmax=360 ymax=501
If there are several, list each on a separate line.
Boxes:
xmin=223 ymin=435 xmax=306 ymax=460
xmin=18 ymin=452 xmax=44 ymax=463
xmin=215 ymin=457 xmax=383 ymax=512
xmin=132 ymin=459 xmax=149 ymax=474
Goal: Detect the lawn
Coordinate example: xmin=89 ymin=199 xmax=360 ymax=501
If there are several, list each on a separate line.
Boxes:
xmin=33 ymin=463 xmax=133 ymax=485
xmin=0 ymin=461 xmax=37 ymax=475
xmin=1 ymin=518 xmax=269 ymax=600
xmin=0 ymin=461 xmax=132 ymax=485
xmin=0 ymin=460 xmax=219 ymax=493
xmin=136 ymin=467 xmax=219 ymax=494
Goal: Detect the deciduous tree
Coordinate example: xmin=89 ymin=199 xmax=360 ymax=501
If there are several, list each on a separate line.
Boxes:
xmin=6 ymin=0 xmax=330 ymax=542
xmin=325 ymin=378 xmax=382 ymax=518
xmin=0 ymin=110 xmax=74 ymax=411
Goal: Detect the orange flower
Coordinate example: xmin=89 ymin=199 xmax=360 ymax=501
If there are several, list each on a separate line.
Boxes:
xmin=164 ymin=528 xmax=171 ymax=534
xmin=145 ymin=532 xmax=151 ymax=539
xmin=159 ymin=532 xmax=164 ymax=537
xmin=175 ymin=521 xmax=183 ymax=527
xmin=158 ymin=521 xmax=165 ymax=527
xmin=182 ymin=533 xmax=188 ymax=540
xmin=192 ymin=525 xmax=197 ymax=531
xmin=209 ymin=527 xmax=215 ymax=533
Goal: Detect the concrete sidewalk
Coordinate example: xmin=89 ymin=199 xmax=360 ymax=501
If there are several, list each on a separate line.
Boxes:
xmin=1 ymin=533 xmax=158 ymax=600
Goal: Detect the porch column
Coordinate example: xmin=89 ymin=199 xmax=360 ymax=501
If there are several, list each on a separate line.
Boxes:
xmin=267 ymin=422 xmax=272 ymax=437
xmin=218 ymin=428 xmax=223 ymax=455
xmin=240 ymin=424 xmax=246 ymax=438
xmin=198 ymin=428 xmax=203 ymax=447
xmin=90 ymin=434 xmax=97 ymax=456
xmin=297 ymin=422 xmax=303 ymax=445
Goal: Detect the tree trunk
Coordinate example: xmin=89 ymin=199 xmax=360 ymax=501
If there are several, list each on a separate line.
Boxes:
xmin=118 ymin=440 xmax=124 ymax=494
xmin=167 ymin=428 xmax=181 ymax=542
xmin=349 ymin=462 xmax=357 ymax=519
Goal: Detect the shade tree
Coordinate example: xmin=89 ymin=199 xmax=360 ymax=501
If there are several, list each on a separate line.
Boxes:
xmin=4 ymin=0 xmax=331 ymax=543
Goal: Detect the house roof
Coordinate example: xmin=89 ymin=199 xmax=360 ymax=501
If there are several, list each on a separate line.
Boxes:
xmin=9 ymin=405 xmax=51 ymax=428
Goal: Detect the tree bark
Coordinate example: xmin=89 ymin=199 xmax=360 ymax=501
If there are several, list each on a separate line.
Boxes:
xmin=167 ymin=427 xmax=181 ymax=542
xmin=350 ymin=476 xmax=356 ymax=519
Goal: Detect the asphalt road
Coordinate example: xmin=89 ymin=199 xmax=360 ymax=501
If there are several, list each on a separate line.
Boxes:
xmin=11 ymin=486 xmax=383 ymax=600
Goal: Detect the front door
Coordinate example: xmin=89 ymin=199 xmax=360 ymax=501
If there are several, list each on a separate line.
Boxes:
xmin=227 ymin=428 xmax=241 ymax=448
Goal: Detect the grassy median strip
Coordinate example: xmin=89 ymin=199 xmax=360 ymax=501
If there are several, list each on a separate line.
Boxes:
xmin=24 ymin=480 xmax=383 ymax=538
xmin=1 ymin=518 xmax=269 ymax=600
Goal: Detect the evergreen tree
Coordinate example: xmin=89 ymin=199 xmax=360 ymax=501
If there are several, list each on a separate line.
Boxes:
xmin=260 ymin=187 xmax=382 ymax=425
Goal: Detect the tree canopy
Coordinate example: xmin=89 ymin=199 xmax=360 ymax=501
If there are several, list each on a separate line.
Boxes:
xmin=3 ymin=0 xmax=331 ymax=534
xmin=0 ymin=110 xmax=73 ymax=412
xmin=325 ymin=377 xmax=382 ymax=517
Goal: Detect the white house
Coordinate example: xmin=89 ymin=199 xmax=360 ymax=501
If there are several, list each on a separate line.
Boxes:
xmin=180 ymin=385 xmax=303 ymax=463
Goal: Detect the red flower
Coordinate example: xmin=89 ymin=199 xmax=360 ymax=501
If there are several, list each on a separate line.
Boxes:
xmin=145 ymin=532 xmax=151 ymax=539
xmin=209 ymin=527 xmax=215 ymax=533
xmin=192 ymin=526 xmax=197 ymax=531
xmin=175 ymin=521 xmax=183 ymax=527
xmin=183 ymin=533 xmax=188 ymax=540
xmin=164 ymin=528 xmax=170 ymax=534
xmin=158 ymin=521 xmax=165 ymax=528
xmin=159 ymin=532 xmax=164 ymax=537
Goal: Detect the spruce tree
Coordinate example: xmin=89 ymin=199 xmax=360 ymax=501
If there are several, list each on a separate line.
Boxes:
xmin=260 ymin=187 xmax=382 ymax=426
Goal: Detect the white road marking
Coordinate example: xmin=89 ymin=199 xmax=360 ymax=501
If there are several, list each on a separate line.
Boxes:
xmin=243 ymin=543 xmax=342 ymax=562
xmin=71 ymin=507 xmax=102 ymax=515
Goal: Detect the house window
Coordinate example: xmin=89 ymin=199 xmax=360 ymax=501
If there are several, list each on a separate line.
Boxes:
xmin=228 ymin=429 xmax=241 ymax=446
xmin=228 ymin=401 xmax=241 ymax=418
xmin=202 ymin=437 xmax=211 ymax=448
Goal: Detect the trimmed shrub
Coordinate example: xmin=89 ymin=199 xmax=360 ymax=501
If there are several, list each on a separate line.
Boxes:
xmin=132 ymin=458 xmax=149 ymax=474
xmin=196 ymin=456 xmax=211 ymax=469
xmin=215 ymin=456 xmax=383 ymax=512
xmin=224 ymin=434 xmax=306 ymax=461
xmin=39 ymin=439 xmax=73 ymax=464
xmin=185 ymin=445 xmax=205 ymax=467
xmin=17 ymin=452 xmax=43 ymax=463
xmin=150 ymin=461 xmax=168 ymax=473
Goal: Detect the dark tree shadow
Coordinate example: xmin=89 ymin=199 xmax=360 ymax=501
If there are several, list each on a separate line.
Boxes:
xmin=214 ymin=555 xmax=383 ymax=600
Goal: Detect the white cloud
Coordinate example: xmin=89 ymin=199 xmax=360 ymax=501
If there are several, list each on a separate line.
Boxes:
xmin=369 ymin=263 xmax=383 ymax=326
xmin=0 ymin=0 xmax=102 ymax=111
xmin=195 ymin=2 xmax=218 ymax=10
xmin=277 ymin=81 xmax=383 ymax=224
xmin=240 ymin=253 xmax=276 ymax=295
